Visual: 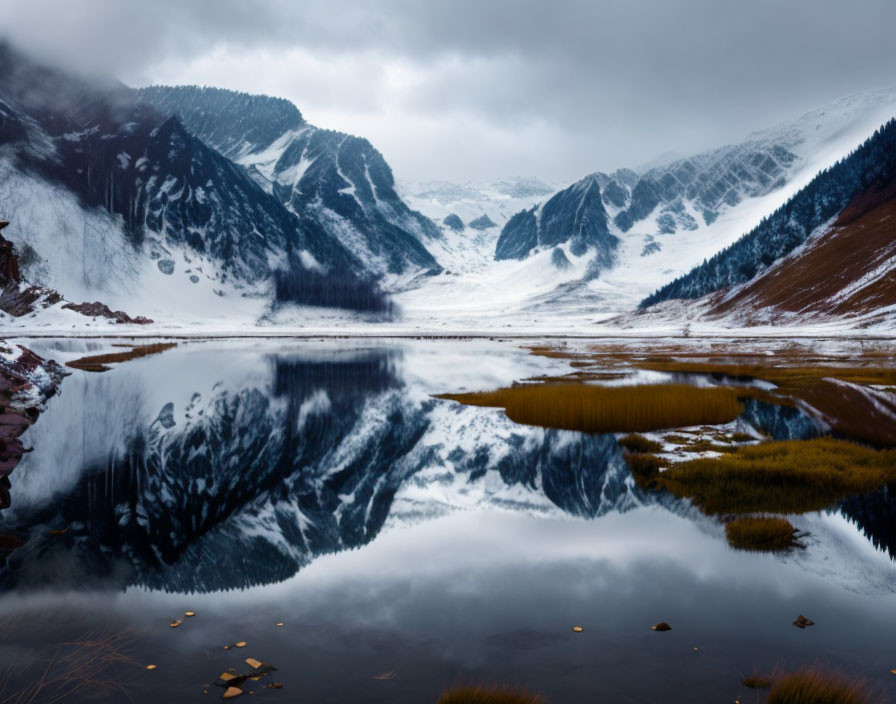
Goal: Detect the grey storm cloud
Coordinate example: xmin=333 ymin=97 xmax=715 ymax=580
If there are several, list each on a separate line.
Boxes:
xmin=2 ymin=0 xmax=896 ymax=182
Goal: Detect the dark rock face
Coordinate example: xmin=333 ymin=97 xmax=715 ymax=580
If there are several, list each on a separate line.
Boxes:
xmin=0 ymin=44 xmax=403 ymax=311
xmin=495 ymin=208 xmax=538 ymax=260
xmin=0 ymin=223 xmax=19 ymax=284
xmin=0 ymin=344 xmax=66 ymax=512
xmin=551 ymin=247 xmax=572 ymax=270
xmin=443 ymin=214 xmax=465 ymax=231
xmin=0 ymin=221 xmax=149 ymax=322
xmin=137 ymin=85 xmax=442 ymax=278
xmin=60 ymin=301 xmax=152 ymax=325
xmin=614 ymin=144 xmax=796 ymax=233
xmin=468 ymin=214 xmax=497 ymax=230
xmin=495 ymin=175 xmax=618 ymax=274
xmin=136 ymin=85 xmax=304 ymax=160
xmin=601 ymin=179 xmax=630 ymax=209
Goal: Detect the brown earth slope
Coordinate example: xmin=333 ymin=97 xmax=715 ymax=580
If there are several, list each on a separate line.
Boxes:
xmin=710 ymin=184 xmax=896 ymax=323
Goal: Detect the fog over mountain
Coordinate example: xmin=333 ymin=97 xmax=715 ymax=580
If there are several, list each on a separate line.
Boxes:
xmin=2 ymin=0 xmax=896 ymax=182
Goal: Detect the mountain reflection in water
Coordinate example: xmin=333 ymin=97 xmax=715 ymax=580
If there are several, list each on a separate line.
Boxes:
xmin=1 ymin=342 xmax=652 ymax=592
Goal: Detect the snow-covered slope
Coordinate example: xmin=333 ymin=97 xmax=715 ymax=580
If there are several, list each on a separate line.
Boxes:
xmin=399 ymin=89 xmax=896 ymax=328
xmin=397 ymin=177 xmax=556 ymax=275
xmin=137 ymin=86 xmax=443 ymax=286
xmin=0 ymin=45 xmax=404 ymax=327
xmin=633 ymin=119 xmax=896 ymax=331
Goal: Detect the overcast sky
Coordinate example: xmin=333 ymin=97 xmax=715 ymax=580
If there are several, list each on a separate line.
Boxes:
xmin=2 ymin=0 xmax=895 ymax=184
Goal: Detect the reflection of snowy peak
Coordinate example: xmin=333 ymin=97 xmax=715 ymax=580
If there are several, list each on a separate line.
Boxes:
xmin=4 ymin=347 xmax=642 ymax=592
xmin=138 ymin=86 xmax=442 ymax=282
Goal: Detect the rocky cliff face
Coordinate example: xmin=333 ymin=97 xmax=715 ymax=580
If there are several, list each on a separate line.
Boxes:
xmin=495 ymin=175 xmax=618 ymax=276
xmin=0 ymin=344 xmax=65 ymax=516
xmin=0 ymin=44 xmax=398 ymax=316
xmin=640 ymin=118 xmax=896 ymax=321
xmin=137 ymin=85 xmax=443 ymax=280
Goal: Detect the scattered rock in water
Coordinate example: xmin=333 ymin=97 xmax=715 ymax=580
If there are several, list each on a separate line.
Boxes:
xmin=793 ymin=614 xmax=815 ymax=629
xmin=213 ymin=658 xmax=278 ymax=697
xmin=157 ymin=259 xmax=175 ymax=275
xmin=651 ymin=622 xmax=672 ymax=631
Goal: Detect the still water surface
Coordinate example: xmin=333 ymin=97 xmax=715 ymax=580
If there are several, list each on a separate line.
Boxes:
xmin=0 ymin=338 xmax=894 ymax=703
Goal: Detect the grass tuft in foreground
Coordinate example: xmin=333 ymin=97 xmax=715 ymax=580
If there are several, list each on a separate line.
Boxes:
xmin=726 ymin=516 xmax=798 ymax=551
xmin=438 ymin=684 xmax=547 ymax=704
xmin=440 ymin=384 xmax=745 ymax=434
xmin=651 ymin=438 xmax=896 ymax=514
xmin=618 ymin=433 xmax=663 ymax=454
xmin=766 ymin=666 xmax=878 ymax=704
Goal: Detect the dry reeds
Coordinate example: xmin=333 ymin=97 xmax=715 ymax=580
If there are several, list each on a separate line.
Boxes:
xmin=440 ymin=384 xmax=745 ymax=434
xmin=654 ymin=438 xmax=896 ymax=514
xmin=726 ymin=516 xmax=798 ymax=551
xmin=618 ymin=433 xmax=663 ymax=454
xmin=766 ymin=666 xmax=878 ymax=704
xmin=0 ymin=628 xmax=136 ymax=704
xmin=438 ymin=684 xmax=547 ymax=704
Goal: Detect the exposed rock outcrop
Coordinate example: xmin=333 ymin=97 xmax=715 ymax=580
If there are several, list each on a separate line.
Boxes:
xmin=0 ymin=343 xmax=66 ymax=512
xmin=0 ymin=220 xmax=152 ymax=324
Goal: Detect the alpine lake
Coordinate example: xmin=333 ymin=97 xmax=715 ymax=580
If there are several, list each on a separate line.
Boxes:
xmin=0 ymin=336 xmax=894 ymax=703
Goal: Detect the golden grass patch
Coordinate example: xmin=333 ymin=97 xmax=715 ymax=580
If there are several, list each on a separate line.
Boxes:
xmin=438 ymin=684 xmax=546 ymax=704
xmin=617 ymin=433 xmax=663 ymax=454
xmin=440 ymin=384 xmax=745 ymax=434
xmin=725 ymin=516 xmax=798 ymax=551
xmin=653 ymin=438 xmax=896 ymax=514
xmin=767 ymin=666 xmax=878 ymax=704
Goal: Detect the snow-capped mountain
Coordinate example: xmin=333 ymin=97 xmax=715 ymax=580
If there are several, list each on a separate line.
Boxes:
xmin=636 ymin=118 xmax=896 ymax=329
xmin=477 ymin=89 xmax=896 ymax=321
xmin=0 ymin=44 xmax=437 ymax=327
xmin=495 ymin=175 xmax=618 ymax=279
xmin=137 ymin=85 xmax=442 ymax=284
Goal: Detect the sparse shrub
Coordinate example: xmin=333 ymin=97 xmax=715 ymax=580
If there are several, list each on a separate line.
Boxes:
xmin=655 ymin=438 xmax=896 ymax=514
xmin=627 ymin=453 xmax=664 ymax=486
xmin=438 ymin=684 xmax=546 ymax=704
xmin=618 ymin=433 xmax=663 ymax=454
xmin=767 ymin=666 xmax=878 ymax=704
xmin=726 ymin=516 xmax=798 ymax=551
